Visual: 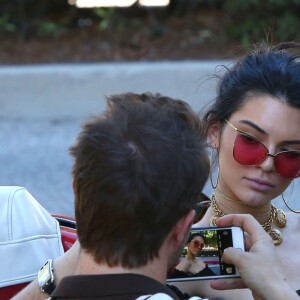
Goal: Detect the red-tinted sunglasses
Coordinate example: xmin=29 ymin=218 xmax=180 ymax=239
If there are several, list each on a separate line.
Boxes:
xmin=193 ymin=240 xmax=204 ymax=248
xmin=225 ymin=119 xmax=300 ymax=179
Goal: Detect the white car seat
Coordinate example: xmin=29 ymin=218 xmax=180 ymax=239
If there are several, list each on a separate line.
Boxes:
xmin=0 ymin=186 xmax=64 ymax=287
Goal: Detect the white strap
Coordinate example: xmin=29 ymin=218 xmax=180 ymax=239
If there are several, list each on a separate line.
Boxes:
xmin=136 ymin=294 xmax=173 ymax=300
xmin=136 ymin=294 xmax=204 ymax=300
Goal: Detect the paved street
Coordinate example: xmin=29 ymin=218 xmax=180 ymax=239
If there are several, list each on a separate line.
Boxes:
xmin=1 ymin=61 xmax=299 ymax=216
xmin=0 ymin=119 xmax=79 ymax=216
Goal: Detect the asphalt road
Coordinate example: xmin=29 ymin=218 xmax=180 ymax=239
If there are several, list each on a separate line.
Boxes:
xmin=0 ymin=118 xmax=79 ymax=216
xmin=1 ymin=62 xmax=299 ymax=216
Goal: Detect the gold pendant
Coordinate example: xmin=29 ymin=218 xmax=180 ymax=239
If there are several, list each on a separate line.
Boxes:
xmin=269 ymin=228 xmax=282 ymax=246
xmin=209 ymin=216 xmax=218 ymax=226
xmin=273 ymin=209 xmax=287 ymax=228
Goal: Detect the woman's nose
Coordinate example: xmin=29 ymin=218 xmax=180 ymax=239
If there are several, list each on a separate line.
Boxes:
xmin=258 ymin=152 xmax=276 ymax=173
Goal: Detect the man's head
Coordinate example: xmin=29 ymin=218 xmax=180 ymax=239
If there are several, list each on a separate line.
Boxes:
xmin=70 ymin=92 xmax=209 ymax=269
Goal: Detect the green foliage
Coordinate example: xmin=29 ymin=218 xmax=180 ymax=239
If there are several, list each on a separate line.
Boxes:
xmin=0 ymin=0 xmax=71 ymax=39
xmin=0 ymin=0 xmax=123 ymax=39
xmin=0 ymin=15 xmax=16 ymax=33
xmin=2 ymin=0 xmax=300 ymax=46
xmin=36 ymin=21 xmax=65 ymax=37
xmin=224 ymin=0 xmax=300 ymax=47
xmin=93 ymin=7 xmax=116 ymax=30
xmin=202 ymin=230 xmax=218 ymax=249
xmin=276 ymin=11 xmax=300 ymax=41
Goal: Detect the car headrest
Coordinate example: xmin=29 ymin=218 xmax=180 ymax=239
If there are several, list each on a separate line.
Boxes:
xmin=0 ymin=186 xmax=64 ymax=287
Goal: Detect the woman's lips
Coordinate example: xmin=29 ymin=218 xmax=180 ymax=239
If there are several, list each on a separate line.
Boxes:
xmin=245 ymin=177 xmax=274 ymax=192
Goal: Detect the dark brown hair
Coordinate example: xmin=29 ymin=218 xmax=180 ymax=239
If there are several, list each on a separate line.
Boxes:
xmin=204 ymin=42 xmax=300 ymax=132
xmin=70 ymin=92 xmax=209 ymax=268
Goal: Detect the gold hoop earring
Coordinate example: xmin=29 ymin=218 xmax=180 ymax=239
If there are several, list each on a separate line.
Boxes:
xmin=209 ymin=148 xmax=219 ymax=189
xmin=281 ymin=192 xmax=300 ymax=213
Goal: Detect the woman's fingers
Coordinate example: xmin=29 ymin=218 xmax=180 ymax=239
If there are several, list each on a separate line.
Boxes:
xmin=210 ymin=277 xmax=246 ymax=290
xmin=211 ymin=214 xmax=282 ymax=297
xmin=215 ymin=214 xmax=273 ymax=245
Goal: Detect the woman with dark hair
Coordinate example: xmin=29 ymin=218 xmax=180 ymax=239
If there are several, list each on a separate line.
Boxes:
xmin=13 ymin=43 xmax=300 ymax=300
xmin=186 ymin=42 xmax=300 ymax=299
xmin=170 ymin=233 xmax=215 ymax=278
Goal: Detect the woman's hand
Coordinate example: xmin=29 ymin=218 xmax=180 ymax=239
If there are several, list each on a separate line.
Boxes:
xmin=210 ymin=214 xmax=298 ymax=300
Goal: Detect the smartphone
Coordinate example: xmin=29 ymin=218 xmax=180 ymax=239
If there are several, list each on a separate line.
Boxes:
xmin=167 ymin=226 xmax=245 ymax=282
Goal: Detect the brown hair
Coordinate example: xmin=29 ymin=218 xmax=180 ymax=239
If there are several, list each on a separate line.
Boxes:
xmin=70 ymin=92 xmax=209 ymax=268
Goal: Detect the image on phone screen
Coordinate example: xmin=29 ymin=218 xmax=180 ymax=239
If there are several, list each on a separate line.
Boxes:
xmin=167 ymin=226 xmax=245 ymax=282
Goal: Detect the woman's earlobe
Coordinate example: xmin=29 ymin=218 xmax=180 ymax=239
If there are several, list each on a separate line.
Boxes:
xmin=207 ymin=123 xmax=221 ymax=148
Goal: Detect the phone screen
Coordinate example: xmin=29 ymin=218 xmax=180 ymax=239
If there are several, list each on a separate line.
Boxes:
xmin=167 ymin=226 xmax=245 ymax=282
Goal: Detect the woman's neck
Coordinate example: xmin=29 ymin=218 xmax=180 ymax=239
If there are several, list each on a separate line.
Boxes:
xmin=187 ymin=252 xmax=196 ymax=262
xmin=206 ymin=187 xmax=286 ymax=246
xmin=214 ymin=187 xmax=272 ymax=225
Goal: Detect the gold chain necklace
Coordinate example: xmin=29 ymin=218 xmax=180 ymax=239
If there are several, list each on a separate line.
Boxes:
xmin=209 ymin=193 xmax=287 ymax=246
xmin=215 ymin=187 xmax=268 ymax=209
xmin=186 ymin=253 xmax=197 ymax=263
xmin=214 ymin=189 xmax=287 ymax=228
xmin=214 ymin=192 xmax=271 ymax=218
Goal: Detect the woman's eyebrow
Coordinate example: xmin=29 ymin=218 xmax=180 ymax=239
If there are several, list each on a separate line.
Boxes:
xmin=239 ymin=120 xmax=300 ymax=145
xmin=239 ymin=120 xmax=267 ymax=135
xmin=282 ymin=140 xmax=300 ymax=146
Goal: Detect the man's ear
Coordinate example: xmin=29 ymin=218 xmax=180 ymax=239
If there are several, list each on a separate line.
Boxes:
xmin=207 ymin=122 xmax=221 ymax=149
xmin=171 ymin=209 xmax=195 ymax=247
